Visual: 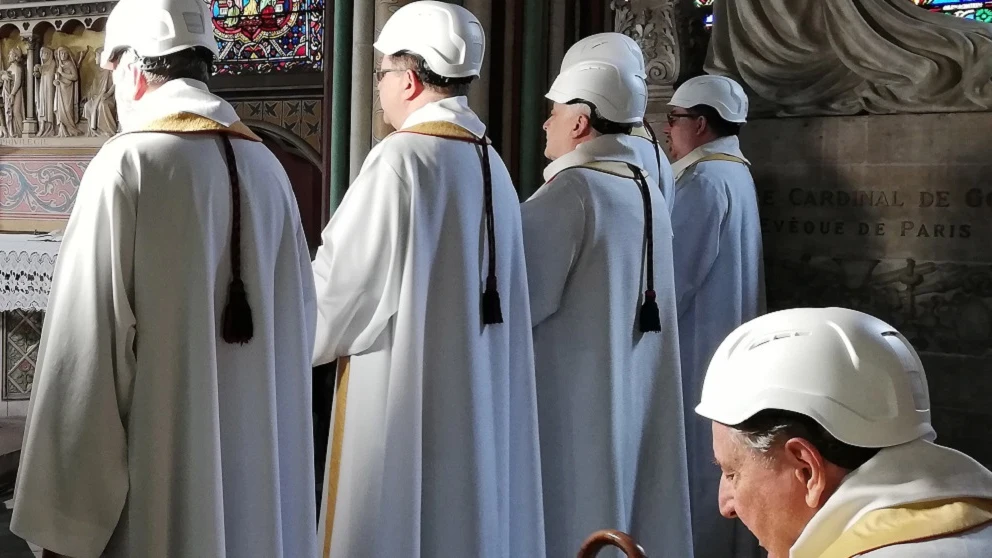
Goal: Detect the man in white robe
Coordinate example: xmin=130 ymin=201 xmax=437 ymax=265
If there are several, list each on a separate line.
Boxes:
xmin=698 ymin=308 xmax=992 ymax=557
xmin=522 ymin=46 xmax=692 ymax=558
xmin=556 ymin=32 xmax=675 ymax=213
xmin=311 ymin=3 xmax=545 ymax=557
xmin=10 ymin=1 xmax=318 ymax=557
xmin=663 ymin=75 xmax=765 ymax=557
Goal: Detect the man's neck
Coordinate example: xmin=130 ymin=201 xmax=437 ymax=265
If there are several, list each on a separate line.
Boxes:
xmin=675 ymin=132 xmax=725 ymax=161
xmin=397 ymin=92 xmax=455 ymax=128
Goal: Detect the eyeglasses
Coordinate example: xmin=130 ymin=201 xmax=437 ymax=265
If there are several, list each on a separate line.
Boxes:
xmin=666 ymin=112 xmax=700 ymax=126
xmin=374 ymin=68 xmax=406 ymax=83
xmin=107 ymin=47 xmax=131 ymax=66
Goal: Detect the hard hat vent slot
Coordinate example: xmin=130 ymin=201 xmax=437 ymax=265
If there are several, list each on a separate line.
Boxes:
xmin=183 ymin=12 xmax=205 ymax=34
xmin=748 ymin=330 xmax=810 ymax=351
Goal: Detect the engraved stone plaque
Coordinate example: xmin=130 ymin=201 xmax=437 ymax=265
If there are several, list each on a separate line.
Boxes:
xmin=743 ymin=113 xmax=992 ymax=264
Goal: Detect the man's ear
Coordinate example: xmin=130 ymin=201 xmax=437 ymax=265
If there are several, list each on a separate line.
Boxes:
xmin=132 ymin=66 xmax=150 ymax=101
xmin=782 ymin=437 xmax=831 ymax=509
xmin=572 ymin=111 xmax=591 ymax=139
xmin=694 ymin=115 xmax=709 ymax=137
xmin=400 ymin=69 xmax=423 ymax=102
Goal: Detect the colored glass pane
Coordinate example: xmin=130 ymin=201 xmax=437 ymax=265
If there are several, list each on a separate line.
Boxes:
xmin=206 ymin=0 xmax=324 ymax=75
xmin=912 ymin=0 xmax=992 ymax=21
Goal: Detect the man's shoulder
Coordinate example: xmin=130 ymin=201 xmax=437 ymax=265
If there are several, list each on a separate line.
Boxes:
xmin=361 ymin=129 xmax=484 ymax=178
xmin=679 ymin=160 xmax=752 ymax=191
xmin=555 ymin=165 xmax=637 ymax=196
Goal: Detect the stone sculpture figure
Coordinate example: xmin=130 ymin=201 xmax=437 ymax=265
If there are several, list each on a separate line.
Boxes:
xmin=707 ymin=0 xmax=992 ymax=115
xmin=53 ymin=46 xmax=83 ymax=137
xmin=85 ymin=47 xmax=118 ymax=136
xmin=34 ymin=46 xmax=56 ymax=137
xmin=1 ymin=47 xmax=26 ymax=138
xmin=0 ymin=92 xmax=6 ymax=138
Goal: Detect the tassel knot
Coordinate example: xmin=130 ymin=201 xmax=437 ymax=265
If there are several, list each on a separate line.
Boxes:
xmin=222 ymin=278 xmax=254 ymax=344
xmin=640 ymin=290 xmax=661 ymax=333
xmin=482 ymin=275 xmax=504 ymax=325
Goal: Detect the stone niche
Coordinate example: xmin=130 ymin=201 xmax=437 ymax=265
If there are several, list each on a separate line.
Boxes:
xmin=741 ymin=112 xmax=992 ymax=465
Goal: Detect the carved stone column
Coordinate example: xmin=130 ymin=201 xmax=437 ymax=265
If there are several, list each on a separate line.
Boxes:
xmin=350 ymin=0 xmax=374 ymax=182
xmin=22 ymin=35 xmax=38 ymax=137
xmin=611 ymin=0 xmax=707 ymax=111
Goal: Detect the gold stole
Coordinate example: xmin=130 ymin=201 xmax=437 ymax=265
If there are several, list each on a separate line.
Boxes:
xmin=125 ymin=111 xmax=263 ymax=141
xmin=400 ymin=120 xmax=489 ymax=144
xmin=680 ymin=152 xmax=749 ymax=180
xmin=322 ymin=356 xmax=351 ymax=558
xmin=819 ymin=498 xmax=992 ymax=557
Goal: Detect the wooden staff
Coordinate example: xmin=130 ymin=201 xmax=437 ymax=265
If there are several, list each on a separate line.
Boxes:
xmin=577 ymin=529 xmax=647 ymax=558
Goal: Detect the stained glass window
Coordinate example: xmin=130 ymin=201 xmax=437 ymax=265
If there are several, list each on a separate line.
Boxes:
xmin=695 ymin=0 xmax=715 ymax=29
xmin=206 ymin=0 xmax=325 ymax=75
xmin=912 ymin=0 xmax=992 ymax=22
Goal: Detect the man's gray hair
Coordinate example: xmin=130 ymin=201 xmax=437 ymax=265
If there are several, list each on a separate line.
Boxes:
xmin=728 ymin=410 xmax=881 ymax=471
xmin=731 ymin=423 xmax=792 ymax=454
xmin=119 ymin=47 xmax=214 ymax=85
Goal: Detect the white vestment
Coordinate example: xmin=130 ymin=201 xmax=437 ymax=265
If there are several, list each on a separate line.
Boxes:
xmin=522 ymin=134 xmax=692 ymax=558
xmin=312 ymin=96 xmax=546 ymax=558
xmin=792 ymin=439 xmax=992 ymax=557
xmin=671 ymin=135 xmax=765 ymax=558
xmin=11 ymin=79 xmax=318 ymax=558
xmin=630 ymin=126 xmax=676 ymax=214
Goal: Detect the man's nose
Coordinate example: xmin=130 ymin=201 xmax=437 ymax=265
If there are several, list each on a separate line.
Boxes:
xmin=718 ymin=476 xmax=738 ymax=519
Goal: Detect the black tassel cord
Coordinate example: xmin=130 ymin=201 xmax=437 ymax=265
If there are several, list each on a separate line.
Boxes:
xmin=627 ymin=163 xmax=661 ymax=333
xmin=641 ymin=119 xmax=663 ymax=188
xmin=479 ymin=137 xmax=503 ymax=325
xmin=220 ymin=135 xmax=254 ymax=344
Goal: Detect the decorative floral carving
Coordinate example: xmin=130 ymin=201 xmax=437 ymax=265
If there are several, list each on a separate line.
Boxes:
xmin=612 ymin=0 xmax=679 ymax=85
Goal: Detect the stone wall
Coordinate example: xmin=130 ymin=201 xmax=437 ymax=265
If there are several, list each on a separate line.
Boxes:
xmin=741 ymin=112 xmax=992 ymax=465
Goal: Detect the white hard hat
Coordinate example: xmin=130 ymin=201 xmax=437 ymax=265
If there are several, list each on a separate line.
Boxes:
xmin=696 ymin=307 xmax=935 ymax=449
xmin=546 ymin=61 xmax=648 ymax=124
xmin=373 ymin=0 xmax=485 ymax=79
xmin=560 ymin=32 xmax=645 ymax=75
xmin=100 ymin=0 xmax=218 ymax=70
xmin=670 ymin=74 xmax=748 ymax=124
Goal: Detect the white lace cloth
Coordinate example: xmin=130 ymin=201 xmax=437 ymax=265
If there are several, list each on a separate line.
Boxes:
xmin=0 ymin=233 xmax=62 ymax=312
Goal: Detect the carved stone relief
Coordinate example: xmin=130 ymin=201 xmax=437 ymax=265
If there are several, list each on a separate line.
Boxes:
xmin=706 ymin=0 xmax=992 ymax=116
xmin=766 ymin=257 xmax=992 ymax=357
xmin=611 ymin=0 xmax=707 ymax=104
xmin=33 ymin=45 xmax=57 ymax=136
xmin=0 ymin=6 xmax=114 ymax=145
xmin=52 ymin=45 xmax=84 ymax=137
xmin=83 ymin=46 xmax=116 ymax=137
xmin=1 ymin=46 xmax=25 ymax=138
xmin=742 ymin=111 xmax=992 ymax=357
